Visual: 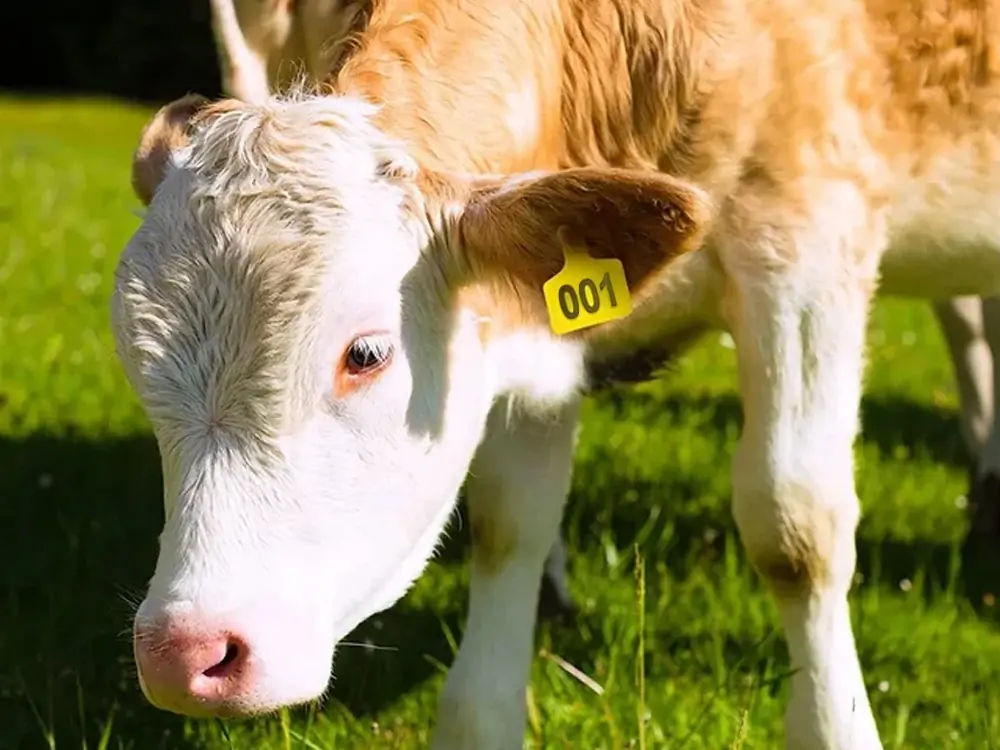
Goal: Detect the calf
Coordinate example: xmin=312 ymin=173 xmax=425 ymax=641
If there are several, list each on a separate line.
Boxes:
xmin=213 ymin=0 xmax=1000 ymax=586
xmin=114 ymin=0 xmax=1000 ymax=748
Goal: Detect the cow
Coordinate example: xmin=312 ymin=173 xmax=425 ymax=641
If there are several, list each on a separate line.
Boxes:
xmin=209 ymin=0 xmax=1000 ymax=586
xmin=113 ymin=0 xmax=1000 ymax=748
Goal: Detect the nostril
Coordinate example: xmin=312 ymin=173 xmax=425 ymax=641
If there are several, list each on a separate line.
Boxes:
xmin=203 ymin=639 xmax=243 ymax=679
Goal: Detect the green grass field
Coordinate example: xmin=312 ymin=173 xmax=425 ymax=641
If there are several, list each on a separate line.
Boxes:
xmin=3 ymin=95 xmax=1000 ymax=750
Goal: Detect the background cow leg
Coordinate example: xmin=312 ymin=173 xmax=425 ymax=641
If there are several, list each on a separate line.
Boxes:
xmin=967 ymin=297 xmax=1000 ymax=548
xmin=538 ymin=535 xmax=576 ymax=621
xmin=722 ymin=187 xmax=884 ymax=750
xmin=932 ymin=296 xmax=993 ymax=458
xmin=431 ymin=396 xmax=580 ymax=750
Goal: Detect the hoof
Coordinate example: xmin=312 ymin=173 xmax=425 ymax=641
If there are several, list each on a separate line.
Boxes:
xmin=961 ymin=470 xmax=1000 ymax=613
xmin=537 ymin=571 xmax=576 ymax=623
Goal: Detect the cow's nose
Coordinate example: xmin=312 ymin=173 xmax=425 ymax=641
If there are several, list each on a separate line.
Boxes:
xmin=133 ymin=616 xmax=252 ymax=716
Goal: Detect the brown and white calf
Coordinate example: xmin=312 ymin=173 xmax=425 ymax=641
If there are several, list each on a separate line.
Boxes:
xmin=114 ymin=0 xmax=1000 ymax=748
xmin=211 ymin=0 xmax=1000 ymax=586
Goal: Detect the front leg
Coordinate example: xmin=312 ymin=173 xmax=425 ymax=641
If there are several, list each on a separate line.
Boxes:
xmin=721 ymin=182 xmax=884 ymax=749
xmin=431 ymin=397 xmax=580 ymax=750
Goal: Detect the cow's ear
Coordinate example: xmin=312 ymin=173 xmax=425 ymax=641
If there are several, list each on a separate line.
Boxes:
xmin=132 ymin=94 xmax=244 ymax=205
xmin=434 ymin=167 xmax=712 ymax=333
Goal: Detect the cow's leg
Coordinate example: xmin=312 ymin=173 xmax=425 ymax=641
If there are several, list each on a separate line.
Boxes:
xmin=538 ymin=535 xmax=576 ymax=621
xmin=933 ymin=297 xmax=993 ymax=458
xmin=431 ymin=397 xmax=580 ymax=750
xmin=968 ymin=296 xmax=1000 ymax=543
xmin=722 ymin=187 xmax=884 ymax=750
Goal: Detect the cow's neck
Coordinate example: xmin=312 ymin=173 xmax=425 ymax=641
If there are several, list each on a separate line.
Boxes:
xmin=330 ymin=0 xmax=562 ymax=174
xmin=329 ymin=0 xmax=719 ymax=177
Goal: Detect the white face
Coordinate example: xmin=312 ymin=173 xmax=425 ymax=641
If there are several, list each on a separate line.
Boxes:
xmin=116 ymin=91 xmax=706 ymax=719
xmin=113 ymin=98 xmax=500 ymax=717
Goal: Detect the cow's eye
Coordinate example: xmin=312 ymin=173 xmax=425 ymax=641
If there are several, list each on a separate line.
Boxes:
xmin=344 ymin=334 xmax=394 ymax=376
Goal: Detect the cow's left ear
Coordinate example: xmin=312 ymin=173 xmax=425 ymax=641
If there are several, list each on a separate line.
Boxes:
xmin=434 ymin=167 xmax=712 ymax=333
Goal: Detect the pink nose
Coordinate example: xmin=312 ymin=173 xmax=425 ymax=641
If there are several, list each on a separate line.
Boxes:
xmin=133 ymin=616 xmax=252 ymax=717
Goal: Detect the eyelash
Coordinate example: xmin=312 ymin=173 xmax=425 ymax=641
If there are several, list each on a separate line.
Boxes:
xmin=336 ymin=334 xmax=394 ymax=398
xmin=345 ymin=335 xmax=394 ymax=374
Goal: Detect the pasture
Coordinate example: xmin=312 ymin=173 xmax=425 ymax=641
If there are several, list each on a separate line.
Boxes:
xmin=3 ymin=95 xmax=1000 ymax=749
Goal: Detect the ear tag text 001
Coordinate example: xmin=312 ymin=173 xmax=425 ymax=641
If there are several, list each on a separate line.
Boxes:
xmin=542 ymin=231 xmax=633 ymax=335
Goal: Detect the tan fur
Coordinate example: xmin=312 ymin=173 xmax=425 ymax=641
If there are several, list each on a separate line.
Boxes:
xmin=324 ymin=0 xmax=1000 ymax=329
xmin=746 ymin=483 xmax=838 ymax=595
xmin=132 ymin=94 xmax=210 ymax=206
xmin=872 ymin=0 xmax=1000 ymax=167
xmin=199 ymin=0 xmax=1000 ymax=230
xmin=138 ymin=0 xmax=1000 ymax=368
xmin=443 ymin=168 xmax=712 ymax=335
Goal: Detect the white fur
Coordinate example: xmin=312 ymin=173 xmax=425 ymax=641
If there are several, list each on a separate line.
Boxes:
xmin=208 ymin=0 xmax=273 ymax=104
xmin=432 ymin=397 xmax=580 ymax=750
xmin=975 ymin=297 xmax=1000 ymax=478
xmin=887 ymin=143 xmax=1000 ymax=486
xmin=889 ymin=143 xmax=1000 ymax=495
xmin=721 ymin=179 xmax=882 ymax=748
xmin=208 ymin=0 xmax=363 ymax=104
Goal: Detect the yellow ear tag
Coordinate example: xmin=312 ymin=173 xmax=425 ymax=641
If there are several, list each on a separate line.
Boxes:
xmin=542 ymin=231 xmax=633 ymax=335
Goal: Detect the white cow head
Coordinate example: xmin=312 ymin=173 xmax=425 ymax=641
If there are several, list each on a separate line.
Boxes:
xmin=113 ymin=91 xmax=709 ymax=718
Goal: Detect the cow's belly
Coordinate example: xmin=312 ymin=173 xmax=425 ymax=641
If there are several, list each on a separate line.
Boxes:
xmin=584 ymin=248 xmax=727 ymax=387
xmin=880 ymin=144 xmax=1000 ymax=300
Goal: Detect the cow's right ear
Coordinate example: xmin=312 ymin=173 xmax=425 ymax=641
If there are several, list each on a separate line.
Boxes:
xmin=131 ymin=94 xmax=212 ymax=206
xmin=428 ymin=166 xmax=711 ymax=336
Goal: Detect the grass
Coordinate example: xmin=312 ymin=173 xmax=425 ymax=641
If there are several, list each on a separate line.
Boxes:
xmin=2 ymin=94 xmax=1000 ymax=749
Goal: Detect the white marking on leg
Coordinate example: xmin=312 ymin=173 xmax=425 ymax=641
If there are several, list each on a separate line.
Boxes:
xmin=431 ymin=397 xmax=580 ymax=750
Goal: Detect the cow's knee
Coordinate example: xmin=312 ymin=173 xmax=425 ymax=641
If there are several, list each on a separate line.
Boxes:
xmin=466 ymin=467 xmax=565 ymax=577
xmin=468 ymin=479 xmax=522 ymax=574
xmin=733 ymin=476 xmax=859 ymax=599
xmin=468 ymin=495 xmax=575 ymax=620
xmin=432 ymin=400 xmax=578 ymax=750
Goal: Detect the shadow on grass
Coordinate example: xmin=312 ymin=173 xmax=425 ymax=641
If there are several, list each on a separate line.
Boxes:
xmin=0 ymin=390 xmax=993 ymax=749
xmin=597 ymin=389 xmax=971 ymax=471
xmin=568 ymin=388 xmax=999 ymax=620
xmin=0 ymin=434 xmax=465 ymax=750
